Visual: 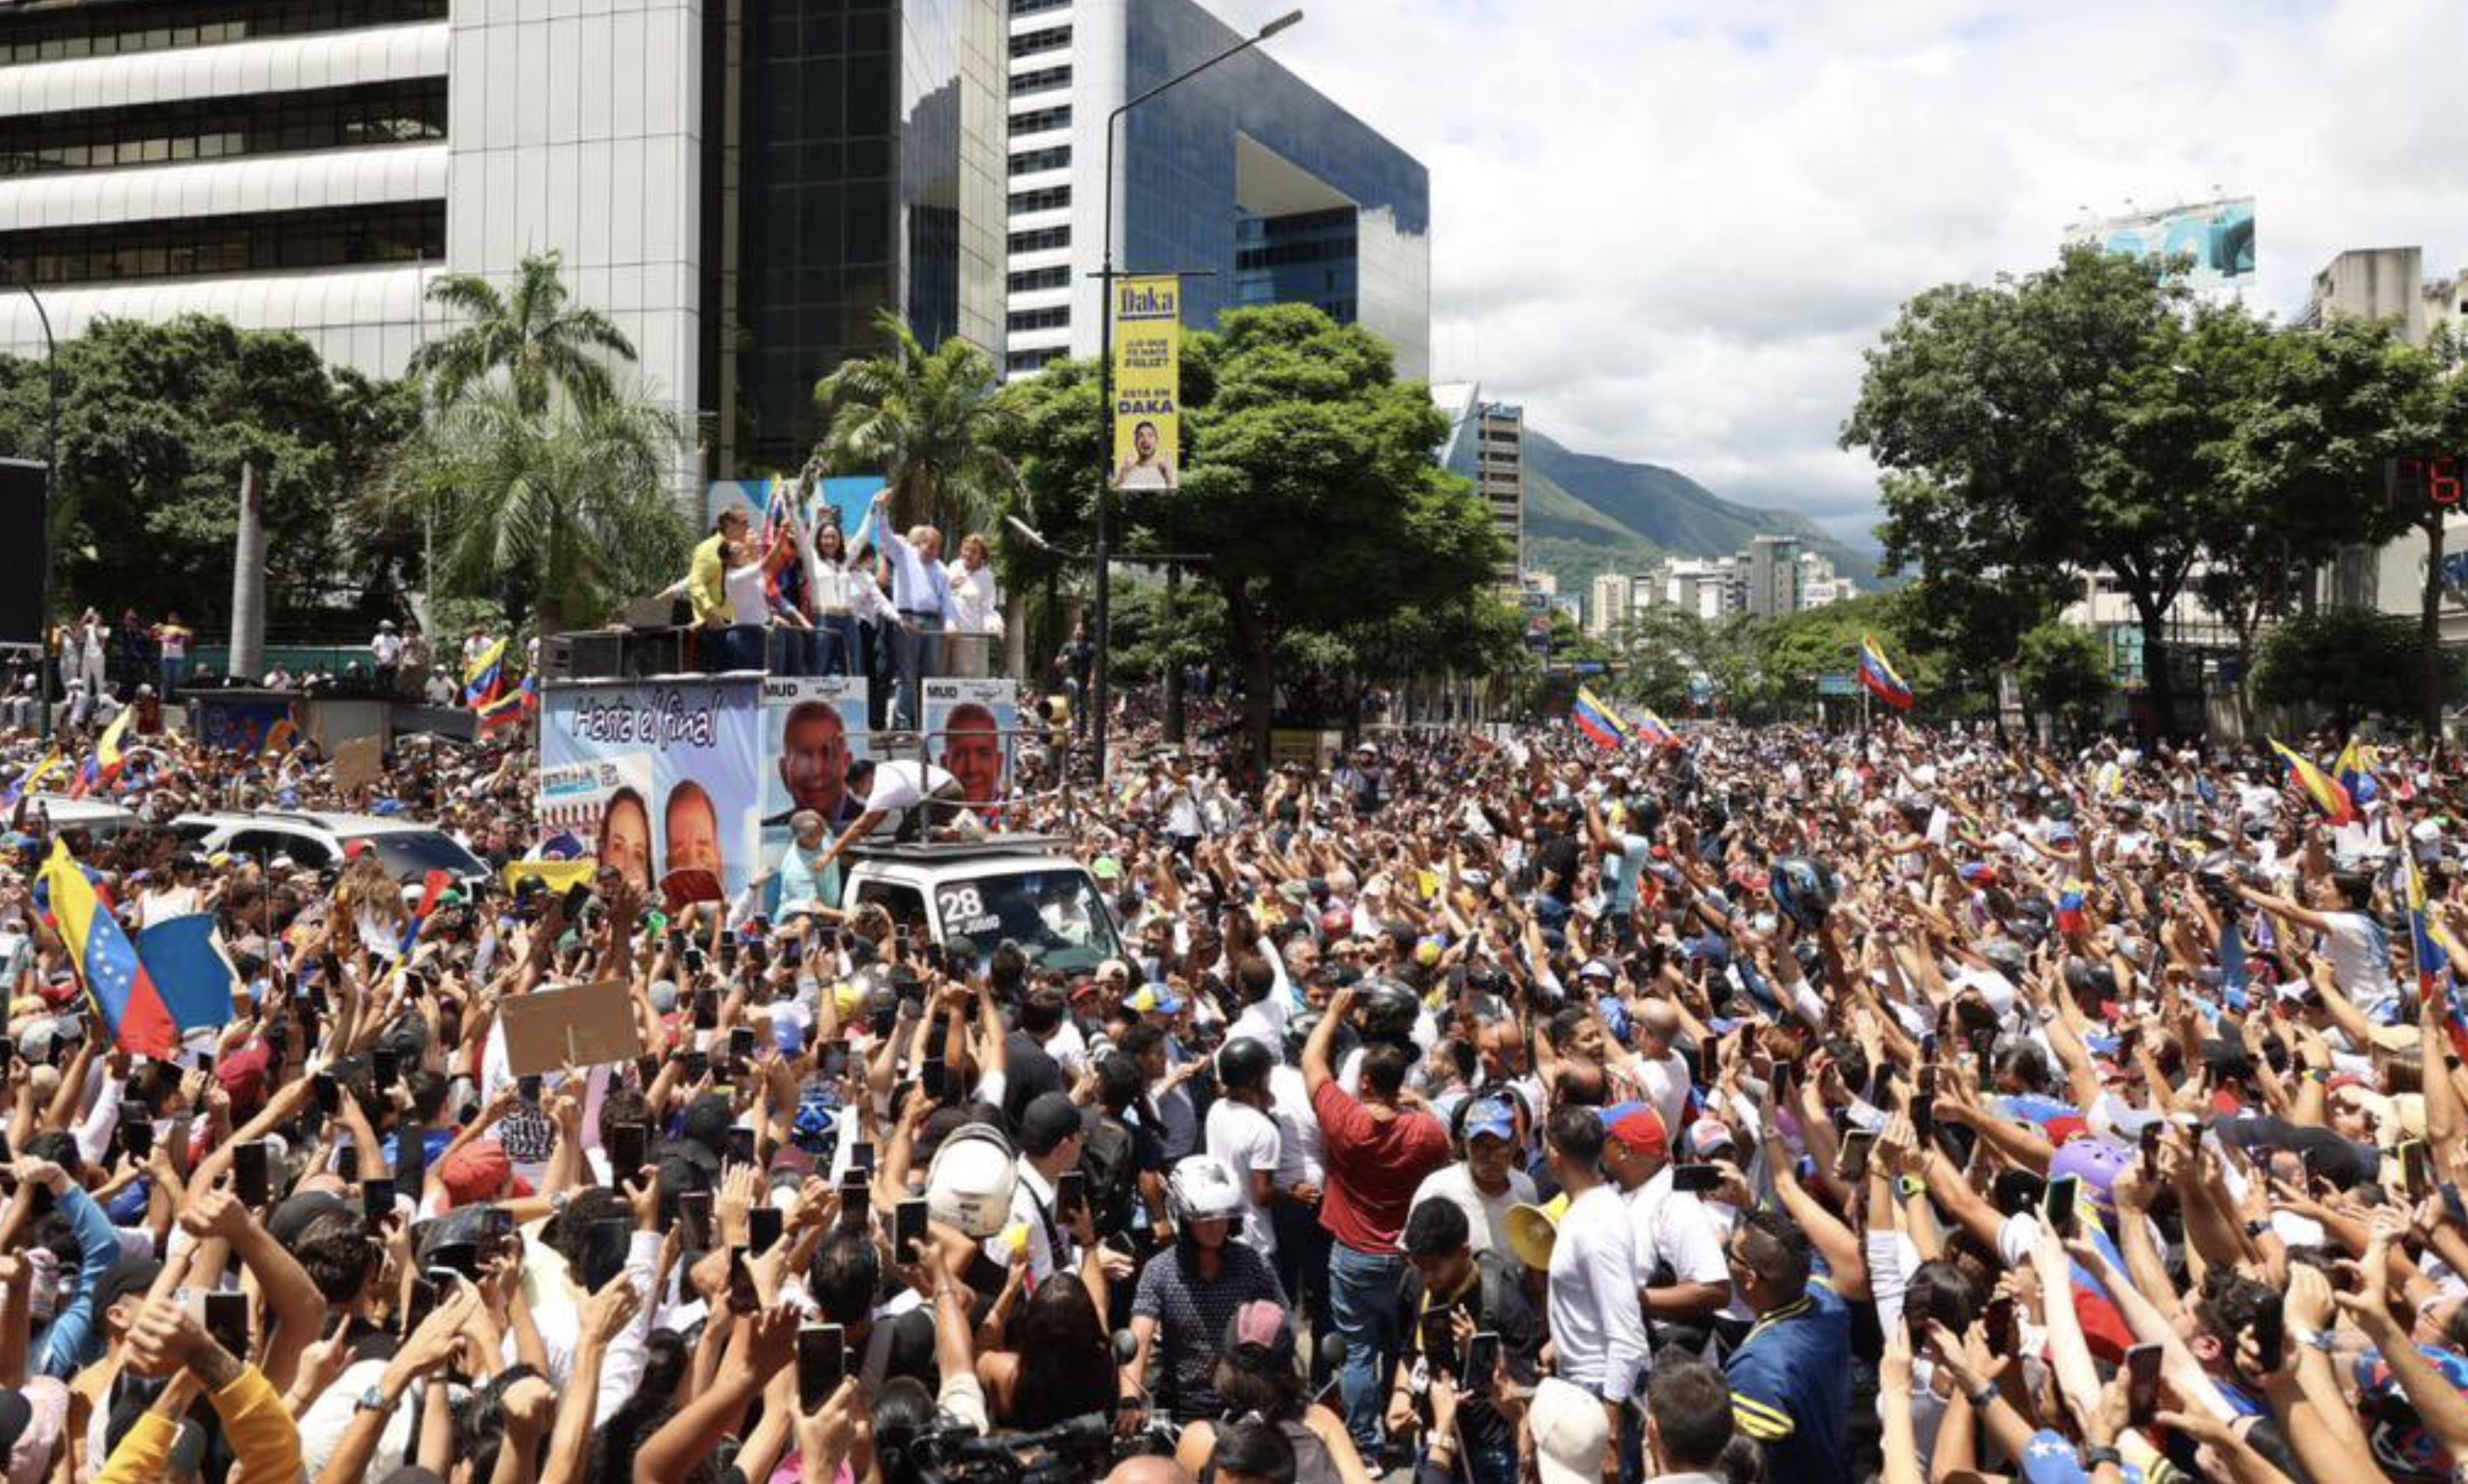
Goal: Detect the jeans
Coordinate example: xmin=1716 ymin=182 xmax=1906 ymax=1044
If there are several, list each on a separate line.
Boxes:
xmin=890 ymin=613 xmax=943 ymax=730
xmin=705 ymin=623 xmax=765 ymax=673
xmin=1271 ymin=1199 xmax=1334 ymax=1385
xmin=767 ymin=627 xmax=811 ymax=676
xmin=815 ymin=613 xmax=861 ymax=677
xmin=159 ymin=657 xmax=186 ymax=700
xmin=1329 ymin=1242 xmax=1405 ymax=1453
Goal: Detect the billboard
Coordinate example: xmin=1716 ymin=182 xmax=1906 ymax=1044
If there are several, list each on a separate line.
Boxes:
xmin=540 ymin=678 xmax=765 ymax=910
xmin=1110 ymin=275 xmax=1181 ymax=491
xmin=706 ymin=475 xmax=884 ymax=541
xmin=924 ymin=677 xmax=1017 ymax=813
xmin=2070 ymin=197 xmax=2255 ymax=293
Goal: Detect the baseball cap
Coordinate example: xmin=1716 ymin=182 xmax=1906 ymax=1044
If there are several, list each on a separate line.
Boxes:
xmin=1220 ymin=1299 xmax=1299 ymax=1369
xmin=437 ymin=1140 xmax=512 ymax=1208
xmin=1531 ymin=1378 xmax=1612 ymax=1484
xmin=1685 ymin=1118 xmax=1735 ymax=1159
xmin=1462 ymin=1099 xmax=1517 ymax=1144
xmin=1606 ymin=1106 xmax=1669 ymax=1160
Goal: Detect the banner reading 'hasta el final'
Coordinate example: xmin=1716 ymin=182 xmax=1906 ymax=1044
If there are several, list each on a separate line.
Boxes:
xmin=1110 ymin=275 xmax=1181 ymax=492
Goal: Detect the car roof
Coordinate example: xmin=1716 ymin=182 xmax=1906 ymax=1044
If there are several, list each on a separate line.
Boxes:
xmin=168 ymin=809 xmax=442 ymax=837
xmin=27 ymin=793 xmax=139 ymax=822
xmin=849 ymin=852 xmax=1089 ymax=882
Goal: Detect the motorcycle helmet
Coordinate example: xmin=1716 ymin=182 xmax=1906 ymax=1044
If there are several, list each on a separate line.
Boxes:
xmin=1767 ymin=856 xmax=1839 ymax=934
xmin=924 ymin=1123 xmax=1018 ymax=1238
xmin=1217 ymin=1035 xmax=1276 ymax=1093
xmin=1356 ymin=977 xmax=1421 ymax=1045
xmin=1167 ymin=1155 xmax=1245 ymax=1229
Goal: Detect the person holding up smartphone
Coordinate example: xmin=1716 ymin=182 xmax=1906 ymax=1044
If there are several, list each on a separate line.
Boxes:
xmin=1387 ymin=1200 xmax=1540 ymax=1484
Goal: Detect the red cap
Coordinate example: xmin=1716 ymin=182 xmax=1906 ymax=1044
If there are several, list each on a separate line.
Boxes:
xmin=439 ymin=1140 xmax=512 ymax=1208
xmin=1608 ymin=1106 xmax=1669 ymax=1160
xmin=214 ymin=1043 xmax=270 ymax=1112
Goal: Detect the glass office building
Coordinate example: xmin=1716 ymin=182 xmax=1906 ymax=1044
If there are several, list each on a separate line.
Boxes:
xmin=1002 ymin=0 xmax=1428 ymax=381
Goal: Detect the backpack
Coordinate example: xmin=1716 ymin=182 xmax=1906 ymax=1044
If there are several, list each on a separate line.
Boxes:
xmin=1079 ymin=1112 xmax=1142 ymax=1238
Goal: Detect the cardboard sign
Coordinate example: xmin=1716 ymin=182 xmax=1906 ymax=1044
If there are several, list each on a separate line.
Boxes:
xmin=331 ymin=736 xmax=384 ymax=794
xmin=498 ymin=978 xmax=644 ymax=1076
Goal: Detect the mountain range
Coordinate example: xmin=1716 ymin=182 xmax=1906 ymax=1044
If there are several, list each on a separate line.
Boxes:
xmin=1517 ymin=428 xmax=1880 ymax=600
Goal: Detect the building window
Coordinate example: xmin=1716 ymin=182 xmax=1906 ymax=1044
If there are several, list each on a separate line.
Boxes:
xmin=0 ymin=0 xmax=448 ymax=65
xmin=1008 ymin=186 xmax=1069 ymax=214
xmin=1007 ymin=346 xmax=1065 ymax=373
xmin=1007 ymin=24 xmax=1070 ymax=57
xmin=1006 ymin=146 xmax=1070 ymax=176
xmin=0 ymin=201 xmax=446 ymax=285
xmin=1008 ymin=265 xmax=1069 ymax=293
xmin=1009 ymin=0 xmax=1071 ymax=16
xmin=1008 ymin=226 xmax=1069 ymax=253
xmin=1009 ymin=105 xmax=1072 ymax=136
xmin=1008 ymin=306 xmax=1070 ymax=332
xmin=1010 ymin=65 xmax=1072 ymax=95
xmin=2 ymin=79 xmax=449 ymax=177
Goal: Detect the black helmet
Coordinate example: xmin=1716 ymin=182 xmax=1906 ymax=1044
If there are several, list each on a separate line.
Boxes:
xmin=1357 ymin=977 xmax=1421 ymax=1044
xmin=1217 ymin=1035 xmax=1275 ymax=1092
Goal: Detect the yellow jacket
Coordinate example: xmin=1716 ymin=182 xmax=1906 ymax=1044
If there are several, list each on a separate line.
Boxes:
xmin=688 ymin=533 xmax=733 ymax=626
xmin=98 ymin=1365 xmax=300 ymax=1484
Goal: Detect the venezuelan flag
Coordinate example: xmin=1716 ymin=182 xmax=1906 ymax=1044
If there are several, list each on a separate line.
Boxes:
xmin=2403 ymin=854 xmax=2468 ymax=1059
xmin=1858 ymin=634 xmax=1913 ymax=711
xmin=1571 ymin=688 xmax=1633 ymax=750
xmin=40 ymin=841 xmax=176 ymax=1056
xmin=262 ymin=718 xmax=299 ymax=755
xmin=477 ymin=673 xmax=535 ymax=732
xmin=2334 ymin=738 xmax=2380 ymax=808
xmin=462 ymin=636 xmax=508 ymax=709
xmin=2057 ymin=881 xmax=2088 ymax=936
xmin=3 ymin=749 xmax=65 ymax=807
xmin=1633 ymin=709 xmax=1679 ymax=748
xmin=66 ymin=709 xmax=133 ymax=800
xmin=2268 ymin=739 xmax=2355 ymax=826
xmin=398 ymin=868 xmax=456 ymax=957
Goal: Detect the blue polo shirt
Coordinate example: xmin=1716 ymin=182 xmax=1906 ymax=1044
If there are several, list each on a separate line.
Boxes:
xmin=1725 ymin=1278 xmax=1851 ymax=1484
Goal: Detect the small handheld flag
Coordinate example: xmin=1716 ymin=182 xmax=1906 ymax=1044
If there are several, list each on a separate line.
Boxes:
xmin=1858 ymin=635 xmax=1913 ymax=711
xmin=2268 ymin=739 xmax=2355 ymax=826
xmin=40 ymin=841 xmax=176 ymax=1056
xmin=1632 ymin=708 xmax=1679 ymax=748
xmin=66 ymin=709 xmax=134 ymax=800
xmin=2333 ymin=738 xmax=2381 ymax=808
xmin=1570 ymin=688 xmax=1634 ymax=751
xmin=462 ymin=637 xmax=508 ymax=710
xmin=3 ymin=749 xmax=65 ymax=807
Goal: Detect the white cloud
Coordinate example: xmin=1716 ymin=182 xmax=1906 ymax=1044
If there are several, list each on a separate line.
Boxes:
xmin=1204 ymin=0 xmax=2468 ymax=541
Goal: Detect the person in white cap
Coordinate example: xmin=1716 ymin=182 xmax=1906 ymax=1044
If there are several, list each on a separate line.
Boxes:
xmin=1529 ymin=1376 xmax=1614 ymax=1484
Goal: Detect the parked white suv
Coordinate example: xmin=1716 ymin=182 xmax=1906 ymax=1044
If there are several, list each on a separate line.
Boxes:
xmin=841 ymin=834 xmax=1123 ymax=975
xmin=168 ymin=810 xmax=489 ymax=891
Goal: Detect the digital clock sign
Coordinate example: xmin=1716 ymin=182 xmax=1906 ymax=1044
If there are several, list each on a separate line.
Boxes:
xmin=2388 ymin=454 xmax=2465 ymax=509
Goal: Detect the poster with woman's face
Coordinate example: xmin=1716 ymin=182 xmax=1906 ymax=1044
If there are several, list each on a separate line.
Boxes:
xmin=539 ymin=680 xmax=765 ymax=909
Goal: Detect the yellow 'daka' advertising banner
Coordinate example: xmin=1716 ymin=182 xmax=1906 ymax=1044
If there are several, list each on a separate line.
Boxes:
xmin=1110 ymin=275 xmax=1181 ymax=492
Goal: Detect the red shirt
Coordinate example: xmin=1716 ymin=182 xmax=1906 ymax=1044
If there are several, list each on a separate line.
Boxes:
xmin=1311 ymin=1080 xmax=1451 ymax=1255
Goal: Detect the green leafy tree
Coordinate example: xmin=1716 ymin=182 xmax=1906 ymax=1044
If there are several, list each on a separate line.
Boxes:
xmin=410 ymin=249 xmax=638 ymax=416
xmin=372 ymin=384 xmax=690 ymax=631
xmin=0 ymin=315 xmax=418 ymax=630
xmin=2252 ymin=608 xmax=2457 ymax=732
xmin=815 ymin=310 xmax=1021 ymax=534
xmin=2015 ymin=621 xmax=2110 ymax=741
xmin=1846 ymin=248 xmax=2246 ymax=739
xmin=1608 ymin=608 xmax=1703 ymax=713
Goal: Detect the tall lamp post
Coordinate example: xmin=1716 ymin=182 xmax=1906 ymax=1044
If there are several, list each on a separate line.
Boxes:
xmin=1090 ymin=8 xmax=1301 ymax=784
xmin=0 ymin=257 xmax=58 ymax=743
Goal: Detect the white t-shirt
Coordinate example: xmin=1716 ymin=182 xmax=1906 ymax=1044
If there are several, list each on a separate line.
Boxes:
xmin=1632 ymin=1049 xmax=1694 ymax=1140
xmin=1267 ymin=1065 xmax=1325 ymax=1188
xmin=726 ymin=561 xmax=770 ymax=627
xmin=1409 ymin=1160 xmax=1537 ymax=1263
xmin=2316 ymin=909 xmax=2396 ymax=1013
xmin=1204 ymin=1098 xmax=1283 ymax=1257
xmin=1626 ymin=1167 xmax=1730 ymax=1294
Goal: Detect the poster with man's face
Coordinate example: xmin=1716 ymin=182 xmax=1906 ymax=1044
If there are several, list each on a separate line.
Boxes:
xmin=924 ymin=678 xmax=1016 ymax=813
xmin=538 ymin=679 xmax=764 ymax=909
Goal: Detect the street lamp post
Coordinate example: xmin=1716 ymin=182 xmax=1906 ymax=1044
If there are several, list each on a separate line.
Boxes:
xmin=0 ymin=257 xmax=58 ymax=743
xmin=1089 ymin=8 xmax=1301 ymax=784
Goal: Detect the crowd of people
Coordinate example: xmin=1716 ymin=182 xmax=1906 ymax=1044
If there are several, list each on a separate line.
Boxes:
xmin=0 ymin=697 xmax=2465 ymax=1484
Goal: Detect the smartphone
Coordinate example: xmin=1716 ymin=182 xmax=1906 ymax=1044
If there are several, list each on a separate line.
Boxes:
xmin=684 ymin=946 xmax=710 ymax=980
xmin=372 ymin=1048 xmax=399 ymax=1090
xmin=2126 ymin=1343 xmax=2163 ymax=1426
xmin=581 ymin=1218 xmax=633 ymax=1291
xmin=1055 ymin=1169 xmax=1087 ymax=1226
xmin=728 ymin=1025 xmax=757 ymax=1065
xmin=1918 ymin=1064 xmax=1939 ymax=1099
xmin=0 ymin=1037 xmax=13 ymax=1067
xmin=397 ymin=1120 xmax=428 ymax=1195
xmin=563 ymin=881 xmax=594 ymax=922
xmin=2140 ymin=1120 xmax=2165 ymax=1171
xmin=312 ymin=1072 xmax=340 ymax=1115
xmin=1983 ymin=1295 xmax=2017 ymax=1355
xmin=203 ymin=1291 xmax=249 ymax=1358
xmin=1672 ymin=1162 xmax=1723 ymax=1195
xmin=1695 ymin=1037 xmax=1720 ymax=1084
xmin=336 ymin=1146 xmax=359 ymax=1185
xmin=121 ymin=1118 xmax=154 ymax=1161
xmin=749 ymin=1204 xmax=785 ymax=1256
xmin=1837 ymin=1130 xmax=1877 ymax=1185
xmin=2246 ymin=1302 xmax=2285 ymax=1377
xmin=726 ymin=1245 xmax=760 ymax=1313
xmin=678 ymin=1189 xmax=715 ymax=1250
xmin=1462 ymin=1331 xmax=1501 ymax=1398
xmin=1419 ymin=1310 xmax=1455 ymax=1371
xmin=797 ymin=1324 xmax=847 ymax=1412
xmin=849 ymin=1140 xmax=876 ymax=1174
xmin=680 ymin=1048 xmax=711 ymax=1083
xmin=232 ymin=1140 xmax=270 ymax=1208
xmin=719 ymin=929 xmax=740 ymax=968
xmin=840 ymin=1170 xmax=872 ymax=1229
xmin=921 ymin=1059 xmax=948 ymax=1102
xmin=404 ymin=1276 xmax=440 ymax=1335
xmin=692 ymin=990 xmax=718 ymax=1031
xmin=518 ymin=1074 xmax=542 ymax=1107
xmin=895 ymin=1197 xmax=929 ymax=1263
xmin=1909 ymin=1093 xmax=1936 ymax=1143
xmin=608 ymin=1121 xmax=649 ymax=1181
xmin=428 ymin=1241 xmax=481 ymax=1281
xmin=726 ymin=1126 xmax=758 ymax=1168
xmin=2401 ymin=1139 xmax=2431 ymax=1201
xmin=361 ymin=1177 xmax=396 ymax=1222
xmin=2043 ymin=1174 xmax=2080 ymax=1239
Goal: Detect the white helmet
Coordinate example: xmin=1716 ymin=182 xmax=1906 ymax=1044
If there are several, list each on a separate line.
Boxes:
xmin=1166 ymin=1155 xmax=1244 ymax=1229
xmin=925 ymin=1123 xmax=1019 ymax=1238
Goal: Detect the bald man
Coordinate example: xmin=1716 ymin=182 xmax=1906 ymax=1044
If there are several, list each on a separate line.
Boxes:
xmin=1627 ymin=999 xmax=1694 ymax=1138
xmin=1104 ymin=1460 xmax=1196 ymax=1484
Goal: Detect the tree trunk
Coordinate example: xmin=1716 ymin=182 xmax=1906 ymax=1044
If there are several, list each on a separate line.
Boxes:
xmin=1221 ymin=578 xmax=1274 ymax=773
xmin=2423 ymin=513 xmax=2447 ymax=741
xmin=2135 ymin=603 xmax=2176 ymax=743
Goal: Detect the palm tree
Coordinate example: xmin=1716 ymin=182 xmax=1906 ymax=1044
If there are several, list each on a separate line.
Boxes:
xmin=410 ymin=250 xmax=637 ymax=416
xmin=814 ymin=309 xmax=1021 ymax=532
xmin=372 ymin=382 xmax=691 ymax=631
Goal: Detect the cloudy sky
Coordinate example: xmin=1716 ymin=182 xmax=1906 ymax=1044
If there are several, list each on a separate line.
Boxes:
xmin=1206 ymin=0 xmax=2468 ymax=545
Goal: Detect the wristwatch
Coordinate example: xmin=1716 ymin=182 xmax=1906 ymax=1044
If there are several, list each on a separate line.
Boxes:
xmin=1896 ymin=1174 xmax=1928 ymax=1200
xmin=1967 ymin=1381 xmax=2000 ymax=1412
xmin=2243 ymin=1219 xmax=2270 ymax=1238
xmin=2083 ymin=1445 xmax=2124 ymax=1471
xmin=2295 ymin=1328 xmax=2337 ymax=1353
xmin=354 ymin=1385 xmax=390 ymax=1414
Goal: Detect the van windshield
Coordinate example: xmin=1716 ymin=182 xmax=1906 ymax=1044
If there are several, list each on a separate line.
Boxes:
xmin=932 ymin=868 xmax=1122 ymax=973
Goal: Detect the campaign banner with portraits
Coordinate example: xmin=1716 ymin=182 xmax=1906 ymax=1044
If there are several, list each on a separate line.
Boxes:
xmin=1109 ymin=275 xmax=1181 ymax=492
xmin=923 ymin=677 xmax=1016 ymax=813
xmin=759 ymin=676 xmax=870 ymax=907
xmin=539 ymin=677 xmax=764 ymax=910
